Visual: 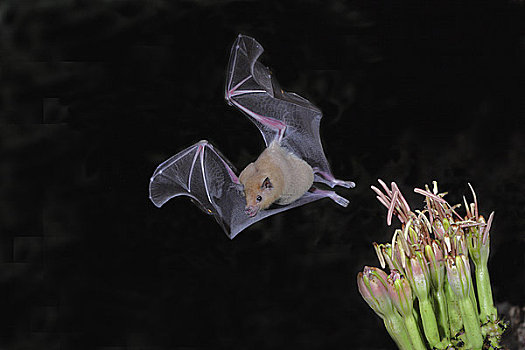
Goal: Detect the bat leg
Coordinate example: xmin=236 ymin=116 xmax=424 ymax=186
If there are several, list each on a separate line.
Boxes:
xmin=309 ymin=187 xmax=349 ymax=207
xmin=313 ymin=168 xmax=355 ymax=189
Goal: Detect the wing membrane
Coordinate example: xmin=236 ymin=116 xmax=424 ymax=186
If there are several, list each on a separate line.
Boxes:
xmin=225 ymin=34 xmax=332 ymax=176
xmin=149 ymin=140 xmax=327 ymax=238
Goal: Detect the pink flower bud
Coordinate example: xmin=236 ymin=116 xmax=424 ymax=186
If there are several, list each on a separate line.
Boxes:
xmin=425 ymin=240 xmax=445 ymax=289
xmin=406 ymin=252 xmax=431 ymax=299
xmin=357 ymin=266 xmax=394 ymax=318
xmin=445 ymin=254 xmax=472 ymax=298
xmin=387 ymin=270 xmax=413 ymax=317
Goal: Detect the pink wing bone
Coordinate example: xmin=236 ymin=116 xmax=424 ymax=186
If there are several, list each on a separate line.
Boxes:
xmin=189 ymin=141 xmax=240 ymax=190
xmin=186 ymin=143 xmax=201 ymax=192
xmin=149 ymin=144 xmax=198 ymax=208
xmin=227 ymin=76 xmax=287 ymax=143
xmin=149 ymin=140 xmax=240 ymax=210
xmin=204 ymin=141 xmax=240 ymax=185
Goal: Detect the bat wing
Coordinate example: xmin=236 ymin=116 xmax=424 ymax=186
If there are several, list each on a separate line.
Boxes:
xmin=149 ymin=140 xmax=325 ymax=239
xmin=225 ymin=34 xmax=333 ymax=180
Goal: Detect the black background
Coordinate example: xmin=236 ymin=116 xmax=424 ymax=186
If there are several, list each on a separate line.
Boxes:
xmin=1 ymin=0 xmax=524 ymax=349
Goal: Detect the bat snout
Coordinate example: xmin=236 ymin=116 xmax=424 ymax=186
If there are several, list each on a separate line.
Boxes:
xmin=244 ymin=205 xmax=259 ymax=217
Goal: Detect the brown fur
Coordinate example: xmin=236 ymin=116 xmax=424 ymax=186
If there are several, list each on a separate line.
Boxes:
xmin=239 ymin=142 xmax=314 ymax=214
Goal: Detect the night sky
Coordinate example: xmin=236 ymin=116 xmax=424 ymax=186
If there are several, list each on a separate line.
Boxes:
xmin=1 ymin=0 xmax=524 ymax=349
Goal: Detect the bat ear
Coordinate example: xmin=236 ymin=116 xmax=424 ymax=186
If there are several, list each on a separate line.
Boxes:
xmin=262 ymin=177 xmax=273 ymax=189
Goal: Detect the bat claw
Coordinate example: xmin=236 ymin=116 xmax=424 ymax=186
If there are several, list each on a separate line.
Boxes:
xmin=331 ymin=194 xmax=349 ymax=207
xmin=334 ymin=179 xmax=356 ymax=189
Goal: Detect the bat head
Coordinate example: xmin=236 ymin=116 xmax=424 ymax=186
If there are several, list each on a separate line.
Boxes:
xmin=239 ymin=163 xmax=283 ymax=217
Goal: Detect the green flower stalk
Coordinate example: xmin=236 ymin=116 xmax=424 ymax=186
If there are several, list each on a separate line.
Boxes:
xmin=405 ymin=252 xmax=441 ymax=347
xmin=387 ymin=270 xmax=427 ymax=350
xmin=424 ymin=241 xmax=450 ymax=340
xmin=446 ymin=255 xmax=483 ymax=349
xmin=466 ymin=210 xmax=498 ymax=323
xmin=451 ymin=230 xmax=479 ymax=317
xmin=358 ymin=180 xmax=506 ymax=349
xmin=444 ymin=277 xmax=464 ymax=336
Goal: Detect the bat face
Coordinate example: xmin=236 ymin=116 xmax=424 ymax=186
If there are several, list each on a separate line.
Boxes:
xmin=239 ymin=163 xmax=281 ymax=217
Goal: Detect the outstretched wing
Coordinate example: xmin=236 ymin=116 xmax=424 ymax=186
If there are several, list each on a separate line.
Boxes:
xmin=149 ymin=140 xmax=326 ymax=239
xmin=225 ymin=34 xmax=332 ymax=178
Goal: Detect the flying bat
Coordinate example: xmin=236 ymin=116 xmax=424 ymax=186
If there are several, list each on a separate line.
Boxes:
xmin=149 ymin=34 xmax=355 ymax=239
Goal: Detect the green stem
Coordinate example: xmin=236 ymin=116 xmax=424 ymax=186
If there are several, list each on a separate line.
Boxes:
xmin=418 ymin=297 xmax=441 ymax=347
xmin=469 ymin=277 xmax=479 ymax=319
xmin=444 ymin=280 xmax=463 ymax=335
xmin=403 ymin=313 xmax=427 ymax=350
xmin=434 ymin=287 xmax=450 ymax=340
xmin=459 ymin=297 xmax=484 ymax=349
xmin=475 ymin=263 xmax=497 ymax=322
xmin=384 ymin=313 xmax=413 ymax=350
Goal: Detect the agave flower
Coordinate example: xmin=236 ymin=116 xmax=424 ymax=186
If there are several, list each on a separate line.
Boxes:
xmin=357 ymin=181 xmax=505 ymax=349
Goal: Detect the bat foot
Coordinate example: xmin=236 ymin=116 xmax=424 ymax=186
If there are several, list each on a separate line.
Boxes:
xmin=313 ymin=168 xmax=355 ymax=189
xmin=331 ymin=194 xmax=349 ymax=207
xmin=310 ymin=188 xmax=349 ymax=207
xmin=332 ymin=179 xmax=355 ymax=189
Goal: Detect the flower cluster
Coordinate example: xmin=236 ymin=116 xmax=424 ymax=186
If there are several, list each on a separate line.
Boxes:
xmin=357 ymin=181 xmax=505 ymax=349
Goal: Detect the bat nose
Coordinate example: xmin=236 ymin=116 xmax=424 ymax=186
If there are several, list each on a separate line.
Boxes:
xmin=245 ymin=205 xmax=258 ymax=217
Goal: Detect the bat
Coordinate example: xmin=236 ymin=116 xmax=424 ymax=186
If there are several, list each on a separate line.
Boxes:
xmin=149 ymin=34 xmax=354 ymax=239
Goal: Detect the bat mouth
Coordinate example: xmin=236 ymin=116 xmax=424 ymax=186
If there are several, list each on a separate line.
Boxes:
xmin=245 ymin=205 xmax=259 ymax=217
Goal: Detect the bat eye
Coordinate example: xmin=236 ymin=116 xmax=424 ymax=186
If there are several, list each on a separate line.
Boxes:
xmin=256 ymin=195 xmax=262 ymax=202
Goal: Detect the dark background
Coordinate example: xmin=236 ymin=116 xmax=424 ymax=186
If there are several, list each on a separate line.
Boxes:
xmin=1 ymin=0 xmax=524 ymax=349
